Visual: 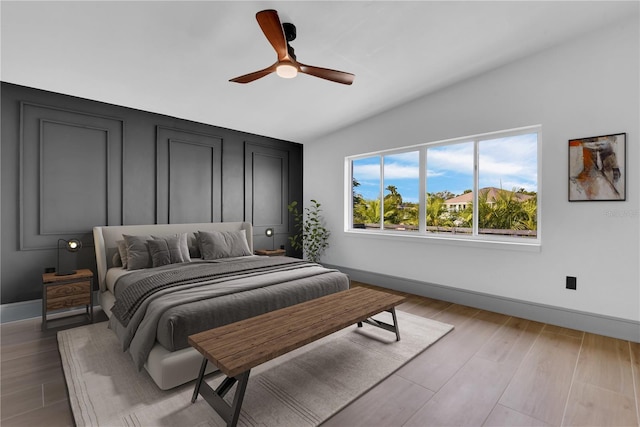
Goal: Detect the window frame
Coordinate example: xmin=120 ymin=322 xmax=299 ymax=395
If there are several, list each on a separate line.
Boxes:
xmin=345 ymin=125 xmax=542 ymax=249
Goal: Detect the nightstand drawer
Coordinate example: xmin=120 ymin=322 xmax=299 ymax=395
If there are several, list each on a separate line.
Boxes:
xmin=46 ymin=294 xmax=91 ymax=311
xmin=46 ymin=281 xmax=91 ymax=311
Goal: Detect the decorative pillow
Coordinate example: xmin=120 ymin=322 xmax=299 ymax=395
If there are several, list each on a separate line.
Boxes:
xmin=148 ymin=239 xmax=186 ymax=268
xmin=151 ymin=233 xmax=191 ymax=263
xmin=198 ymin=230 xmax=252 ymax=260
xmin=123 ymin=234 xmax=152 ymax=270
xmin=112 ymin=251 xmax=123 ymax=268
xmin=188 ymin=232 xmax=201 ymax=258
xmin=116 ymin=240 xmax=128 ymax=269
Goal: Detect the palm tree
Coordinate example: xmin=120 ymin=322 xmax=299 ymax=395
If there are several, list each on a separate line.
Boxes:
xmin=426 ymin=194 xmax=447 ymax=230
xmin=384 ymin=185 xmax=403 ymax=225
xmin=354 ymin=198 xmax=381 ymax=226
xmin=514 ymin=198 xmax=538 ymax=231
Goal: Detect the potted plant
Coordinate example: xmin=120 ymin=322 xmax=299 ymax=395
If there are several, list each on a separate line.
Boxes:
xmin=288 ymin=199 xmax=330 ymax=263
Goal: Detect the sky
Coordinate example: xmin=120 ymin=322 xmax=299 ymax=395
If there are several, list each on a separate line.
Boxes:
xmin=352 ymin=133 xmax=538 ymax=203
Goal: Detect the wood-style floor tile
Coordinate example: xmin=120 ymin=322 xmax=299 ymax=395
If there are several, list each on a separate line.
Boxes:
xmin=321 ymin=374 xmax=434 ymax=427
xmin=498 ymin=330 xmax=583 ymax=425
xmin=475 ymin=316 xmax=544 ymax=366
xmin=396 ymin=309 xmax=508 ymax=392
xmin=1 ymin=361 xmax=66 ymax=396
xmin=562 ymin=380 xmax=638 ymax=426
xmin=542 ymin=324 xmax=584 ymax=339
xmin=0 ymin=335 xmax=58 ymax=361
xmin=0 ymin=399 xmax=73 ymax=427
xmin=0 ymin=383 xmax=43 ymax=421
xmin=483 ymin=403 xmax=551 ymax=426
xmin=574 ymin=333 xmax=635 ymax=397
xmin=405 ymin=317 xmax=542 ymax=426
xmin=404 ymin=356 xmax=511 ymax=426
xmin=1 ymin=348 xmax=61 ymax=377
xmin=43 ymin=379 xmax=69 ymax=406
xmin=398 ymin=297 xmax=451 ymax=319
xmin=630 ymin=341 xmax=640 ymax=421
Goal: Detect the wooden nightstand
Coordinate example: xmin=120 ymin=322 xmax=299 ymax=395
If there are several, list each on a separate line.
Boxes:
xmin=42 ymin=268 xmax=93 ymax=330
xmin=254 ymin=249 xmax=286 ymax=257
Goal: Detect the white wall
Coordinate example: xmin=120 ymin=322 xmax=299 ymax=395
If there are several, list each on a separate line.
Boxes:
xmin=305 ymin=16 xmax=639 ymax=323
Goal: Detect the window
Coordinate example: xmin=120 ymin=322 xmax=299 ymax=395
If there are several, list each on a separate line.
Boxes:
xmin=348 ymin=126 xmax=540 ymax=244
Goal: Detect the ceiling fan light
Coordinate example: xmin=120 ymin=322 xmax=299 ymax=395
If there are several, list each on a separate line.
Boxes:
xmin=276 ymin=64 xmax=298 ymax=79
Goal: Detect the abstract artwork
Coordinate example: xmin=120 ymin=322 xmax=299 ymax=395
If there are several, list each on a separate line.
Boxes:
xmin=569 ymin=133 xmax=626 ymax=201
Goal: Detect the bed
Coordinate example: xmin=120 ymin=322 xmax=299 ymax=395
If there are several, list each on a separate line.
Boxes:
xmin=93 ymin=222 xmax=350 ymax=390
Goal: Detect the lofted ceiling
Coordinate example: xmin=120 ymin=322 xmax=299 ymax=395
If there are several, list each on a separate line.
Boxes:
xmin=1 ymin=1 xmax=637 ymax=143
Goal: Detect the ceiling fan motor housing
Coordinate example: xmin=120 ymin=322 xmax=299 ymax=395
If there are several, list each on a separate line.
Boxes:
xmin=283 ymin=23 xmax=296 ymax=42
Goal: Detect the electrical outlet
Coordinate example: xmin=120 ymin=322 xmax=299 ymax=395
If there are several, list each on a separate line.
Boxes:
xmin=566 ymin=276 xmax=577 ymax=290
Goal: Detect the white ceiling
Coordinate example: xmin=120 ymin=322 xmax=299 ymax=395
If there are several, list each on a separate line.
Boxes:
xmin=1 ymin=1 xmax=637 ymax=143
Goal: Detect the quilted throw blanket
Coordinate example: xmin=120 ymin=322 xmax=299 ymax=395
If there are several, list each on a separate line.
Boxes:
xmin=108 ymin=256 xmax=346 ymax=370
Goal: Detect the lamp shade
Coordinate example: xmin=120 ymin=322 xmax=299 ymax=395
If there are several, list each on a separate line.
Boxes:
xmin=265 ymin=228 xmax=274 ymax=237
xmin=56 ymin=238 xmax=82 ymax=276
xmin=66 ymin=239 xmax=82 ymax=252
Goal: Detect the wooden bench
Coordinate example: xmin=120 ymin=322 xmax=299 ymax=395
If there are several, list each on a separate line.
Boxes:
xmin=188 ymin=286 xmax=407 ymax=427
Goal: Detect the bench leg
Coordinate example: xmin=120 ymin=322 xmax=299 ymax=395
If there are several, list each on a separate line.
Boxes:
xmin=358 ymin=307 xmax=401 ymax=341
xmin=191 ymin=357 xmax=209 ymax=403
xmin=391 ymin=307 xmax=401 ymax=341
xmin=191 ymin=358 xmax=251 ymax=427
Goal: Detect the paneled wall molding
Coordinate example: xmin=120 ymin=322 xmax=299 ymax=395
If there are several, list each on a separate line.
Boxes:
xmin=244 ymin=141 xmax=290 ymax=239
xmin=156 ymin=126 xmax=223 ymax=224
xmin=38 ymin=118 xmax=111 ymax=235
xmin=19 ymin=101 xmax=124 ymax=250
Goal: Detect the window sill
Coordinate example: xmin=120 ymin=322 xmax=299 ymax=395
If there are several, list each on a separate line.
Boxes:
xmin=344 ymin=229 xmax=541 ymax=253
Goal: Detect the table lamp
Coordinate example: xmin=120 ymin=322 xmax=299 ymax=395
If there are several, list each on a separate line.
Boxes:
xmin=56 ymin=238 xmax=82 ymax=276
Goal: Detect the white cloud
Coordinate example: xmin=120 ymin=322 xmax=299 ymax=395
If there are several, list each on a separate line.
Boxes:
xmin=383 ymin=162 xmax=419 ymax=179
xmin=427 ymin=142 xmax=474 ymax=174
xmin=353 ymin=163 xmax=380 ymax=180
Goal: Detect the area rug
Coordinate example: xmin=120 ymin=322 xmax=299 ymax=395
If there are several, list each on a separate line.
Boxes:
xmin=58 ymin=310 xmax=453 ymax=427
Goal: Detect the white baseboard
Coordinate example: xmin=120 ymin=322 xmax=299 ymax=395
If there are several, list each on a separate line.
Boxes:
xmin=328 ymin=264 xmax=640 ymax=343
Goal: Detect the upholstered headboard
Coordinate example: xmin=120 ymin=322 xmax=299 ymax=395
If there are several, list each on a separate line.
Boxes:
xmin=92 ymin=222 xmax=253 ymax=292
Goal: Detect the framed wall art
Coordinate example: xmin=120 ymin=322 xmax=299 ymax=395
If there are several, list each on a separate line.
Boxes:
xmin=569 ymin=132 xmax=626 ymax=201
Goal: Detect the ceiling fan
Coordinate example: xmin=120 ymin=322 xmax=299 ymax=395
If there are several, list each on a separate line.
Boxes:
xmin=229 ymin=9 xmax=355 ymax=85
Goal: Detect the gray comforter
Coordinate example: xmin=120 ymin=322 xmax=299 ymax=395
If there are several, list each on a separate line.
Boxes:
xmin=109 ymin=256 xmax=350 ymax=370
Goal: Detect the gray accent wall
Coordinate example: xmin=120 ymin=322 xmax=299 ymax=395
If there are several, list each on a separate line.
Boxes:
xmin=1 ymin=82 xmax=303 ymax=305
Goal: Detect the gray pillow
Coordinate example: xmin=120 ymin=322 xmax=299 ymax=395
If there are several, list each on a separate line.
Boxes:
xmin=112 ymin=251 xmax=123 ymax=268
xmin=198 ymin=230 xmax=252 ymax=260
xmin=148 ymin=238 xmax=186 ymax=267
xmin=151 ymin=233 xmax=191 ymax=262
xmin=123 ymin=234 xmax=152 ymax=270
xmin=188 ymin=232 xmax=201 ymax=258
xmin=116 ymin=240 xmax=128 ymax=269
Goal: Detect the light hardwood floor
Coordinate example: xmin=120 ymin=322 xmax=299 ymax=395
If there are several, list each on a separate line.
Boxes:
xmin=1 ymin=282 xmax=639 ymax=426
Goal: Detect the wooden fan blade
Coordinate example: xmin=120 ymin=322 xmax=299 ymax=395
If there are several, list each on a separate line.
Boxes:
xmin=298 ymin=63 xmax=355 ymax=85
xmin=229 ymin=63 xmax=277 ymax=84
xmin=256 ymin=9 xmax=288 ymax=60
